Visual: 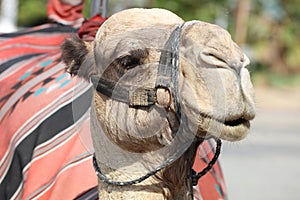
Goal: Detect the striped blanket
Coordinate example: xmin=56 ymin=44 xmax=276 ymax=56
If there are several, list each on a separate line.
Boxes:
xmin=0 ymin=14 xmax=227 ymax=200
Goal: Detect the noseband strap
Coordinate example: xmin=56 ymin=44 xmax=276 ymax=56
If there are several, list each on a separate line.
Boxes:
xmin=155 ymin=25 xmax=181 ymax=116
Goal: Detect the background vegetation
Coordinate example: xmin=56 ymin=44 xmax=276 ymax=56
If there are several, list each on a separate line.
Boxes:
xmin=2 ymin=0 xmax=300 ymax=87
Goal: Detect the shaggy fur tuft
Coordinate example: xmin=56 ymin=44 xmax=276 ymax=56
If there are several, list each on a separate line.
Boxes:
xmin=61 ymin=36 xmax=89 ymax=77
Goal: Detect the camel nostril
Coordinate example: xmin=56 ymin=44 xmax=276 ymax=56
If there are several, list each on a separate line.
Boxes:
xmin=230 ymin=61 xmax=243 ymax=76
xmin=240 ymin=57 xmax=244 ymax=63
xmin=242 ymin=54 xmax=250 ymax=68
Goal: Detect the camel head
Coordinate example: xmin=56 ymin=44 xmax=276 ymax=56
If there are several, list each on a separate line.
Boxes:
xmin=61 ymin=7 xmax=255 ymax=199
xmin=62 ymin=8 xmax=255 ymax=146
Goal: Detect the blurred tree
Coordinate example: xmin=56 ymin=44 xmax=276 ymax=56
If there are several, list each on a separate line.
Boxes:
xmin=152 ymin=0 xmax=232 ymax=25
xmin=248 ymin=0 xmax=300 ymax=74
xmin=234 ymin=0 xmax=250 ymax=45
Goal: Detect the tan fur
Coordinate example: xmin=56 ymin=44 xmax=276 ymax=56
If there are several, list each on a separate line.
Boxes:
xmin=95 ymin=8 xmax=184 ymax=41
xmin=61 ymin=8 xmax=256 ymax=200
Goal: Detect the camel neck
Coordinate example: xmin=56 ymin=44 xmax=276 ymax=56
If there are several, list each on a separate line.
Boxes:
xmin=93 ymin=140 xmax=200 ymax=200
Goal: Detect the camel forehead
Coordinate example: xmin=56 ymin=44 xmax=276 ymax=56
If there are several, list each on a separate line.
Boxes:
xmin=183 ymin=21 xmax=233 ymax=45
xmin=92 ymin=27 xmax=172 ymax=70
xmin=95 ymin=8 xmax=184 ymax=41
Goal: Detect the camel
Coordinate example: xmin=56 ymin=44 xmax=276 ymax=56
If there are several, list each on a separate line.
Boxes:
xmin=61 ymin=8 xmax=255 ymax=200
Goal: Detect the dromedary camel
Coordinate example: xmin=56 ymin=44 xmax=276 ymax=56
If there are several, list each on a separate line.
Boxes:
xmin=61 ymin=8 xmax=255 ymax=200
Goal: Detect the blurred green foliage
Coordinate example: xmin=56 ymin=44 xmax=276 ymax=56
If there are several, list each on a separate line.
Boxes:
xmin=12 ymin=0 xmax=300 ymax=85
xmin=17 ymin=0 xmax=92 ymax=26
xmin=153 ymin=0 xmax=230 ymax=23
xmin=18 ymin=0 xmax=47 ymax=26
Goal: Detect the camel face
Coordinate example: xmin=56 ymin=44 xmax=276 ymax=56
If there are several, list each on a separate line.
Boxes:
xmin=90 ymin=16 xmax=255 ymax=143
xmin=62 ymin=8 xmax=255 ymax=148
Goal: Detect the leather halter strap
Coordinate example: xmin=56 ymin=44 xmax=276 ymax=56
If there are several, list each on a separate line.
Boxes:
xmin=155 ymin=25 xmax=181 ymax=115
xmin=91 ymin=76 xmax=157 ymax=106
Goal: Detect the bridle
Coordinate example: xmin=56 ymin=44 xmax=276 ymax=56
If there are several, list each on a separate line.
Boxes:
xmin=90 ymin=25 xmax=183 ymax=111
xmin=91 ymin=23 xmax=222 ymax=197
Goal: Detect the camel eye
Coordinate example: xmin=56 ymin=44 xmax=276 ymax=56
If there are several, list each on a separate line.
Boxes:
xmin=119 ymin=55 xmax=140 ymax=69
xmin=119 ymin=49 xmax=148 ymax=69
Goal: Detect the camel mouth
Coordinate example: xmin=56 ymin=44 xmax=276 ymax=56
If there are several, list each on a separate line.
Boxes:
xmin=224 ymin=117 xmax=248 ymax=127
xmin=219 ymin=116 xmax=250 ymax=141
xmin=198 ymin=115 xmax=251 ymax=142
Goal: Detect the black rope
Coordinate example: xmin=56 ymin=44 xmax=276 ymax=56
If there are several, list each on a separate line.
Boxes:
xmin=191 ymin=137 xmax=222 ymax=186
xmin=92 ymin=137 xmax=222 ymax=187
xmin=93 ymin=152 xmax=177 ymax=186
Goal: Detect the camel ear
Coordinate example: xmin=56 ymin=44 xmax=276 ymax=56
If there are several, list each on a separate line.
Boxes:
xmin=61 ymin=37 xmax=92 ymax=79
